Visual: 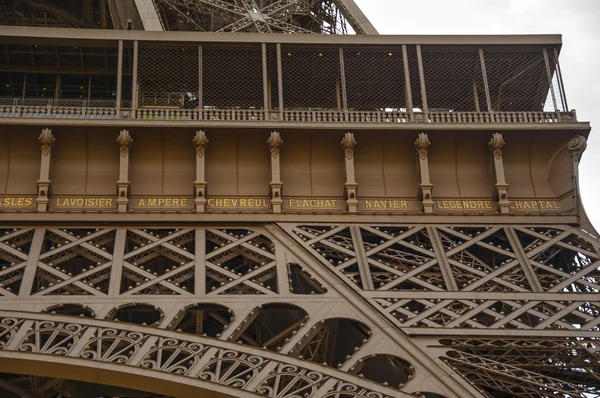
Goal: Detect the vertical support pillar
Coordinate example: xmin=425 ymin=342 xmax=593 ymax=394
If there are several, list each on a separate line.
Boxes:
xmin=262 ymin=43 xmax=270 ymax=119
xmin=36 ymin=128 xmax=54 ymax=212
xmin=350 ymin=225 xmax=374 ymax=290
xmin=267 ymin=131 xmax=283 ymax=213
xmin=193 ymin=130 xmax=208 ymax=212
xmin=116 ymin=40 xmax=123 ymax=116
xmin=276 ymin=43 xmax=284 ymax=121
xmin=338 ymin=48 xmax=348 ymax=114
xmin=341 ymin=132 xmax=358 ymax=213
xmin=131 ymin=40 xmax=138 ymax=110
xmin=402 ymin=45 xmax=414 ymax=121
xmin=416 ymin=45 xmax=428 ymax=117
xmin=108 ymin=228 xmax=127 ymax=296
xmin=18 ymin=228 xmax=45 ymax=297
xmin=543 ymin=48 xmax=558 ymax=112
xmin=415 ymin=133 xmax=433 ymax=214
xmin=479 ymin=49 xmax=492 ymax=113
xmin=489 ymin=133 xmax=510 ymax=214
xmin=116 ymin=129 xmax=133 ymax=213
xmin=195 ymin=228 xmax=206 ymax=295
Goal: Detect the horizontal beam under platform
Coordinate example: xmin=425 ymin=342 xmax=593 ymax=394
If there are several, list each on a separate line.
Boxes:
xmin=0 ymin=26 xmax=563 ymax=46
xmin=0 ymin=117 xmax=590 ymax=133
xmin=0 ymin=213 xmax=580 ymax=224
xmin=365 ymin=291 xmax=600 ymax=301
xmin=403 ymin=328 xmax=600 ymax=338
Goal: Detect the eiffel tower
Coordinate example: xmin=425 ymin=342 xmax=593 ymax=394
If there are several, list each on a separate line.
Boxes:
xmin=0 ymin=2 xmax=597 ymax=398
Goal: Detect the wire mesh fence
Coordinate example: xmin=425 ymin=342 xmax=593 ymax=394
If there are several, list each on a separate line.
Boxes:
xmin=482 ymin=48 xmax=549 ymax=113
xmin=281 ymin=46 xmax=341 ymax=110
xmin=202 ymin=45 xmax=264 ymax=109
xmin=342 ymin=46 xmax=405 ymax=111
xmin=421 ymin=47 xmax=487 ymax=112
xmin=138 ymin=43 xmax=199 ymax=109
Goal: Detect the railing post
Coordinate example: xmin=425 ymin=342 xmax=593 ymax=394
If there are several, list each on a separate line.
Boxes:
xmin=543 ymin=48 xmax=559 ymax=112
xmin=416 ymin=45 xmax=429 ymax=118
xmin=198 ymin=45 xmax=203 ymax=111
xmin=479 ymin=48 xmax=493 ymax=113
xmin=554 ymin=48 xmax=569 ymax=112
xmin=262 ymin=43 xmax=270 ymax=120
xmin=402 ymin=45 xmax=414 ymax=122
xmin=339 ymin=47 xmax=348 ymax=119
xmin=116 ymin=40 xmax=124 ymax=117
xmin=276 ymin=43 xmax=284 ymax=121
xmin=132 ymin=40 xmax=139 ymax=112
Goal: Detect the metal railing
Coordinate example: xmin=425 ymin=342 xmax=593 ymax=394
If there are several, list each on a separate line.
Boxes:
xmin=0 ymin=100 xmax=577 ymax=124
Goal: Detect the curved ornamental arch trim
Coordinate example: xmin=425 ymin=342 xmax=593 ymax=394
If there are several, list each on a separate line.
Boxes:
xmin=0 ymin=311 xmax=410 ymax=398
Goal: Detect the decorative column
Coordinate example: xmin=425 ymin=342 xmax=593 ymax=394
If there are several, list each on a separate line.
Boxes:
xmin=415 ymin=133 xmax=434 ymax=214
xmin=489 ymin=133 xmax=510 ymax=214
xmin=37 ymin=128 xmax=54 ymax=212
xmin=341 ymin=132 xmax=358 ymax=213
xmin=267 ymin=131 xmax=283 ymax=213
xmin=116 ymin=129 xmax=133 ymax=213
xmin=193 ymin=130 xmax=208 ymax=212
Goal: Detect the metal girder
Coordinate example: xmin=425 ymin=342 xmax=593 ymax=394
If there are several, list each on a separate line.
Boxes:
xmin=148 ymin=0 xmax=378 ymax=34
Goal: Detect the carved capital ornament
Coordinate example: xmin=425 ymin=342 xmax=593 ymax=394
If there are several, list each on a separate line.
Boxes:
xmin=193 ymin=130 xmax=209 ymax=157
xmin=415 ymin=133 xmax=430 ymax=160
xmin=489 ymin=132 xmax=505 ymax=160
xmin=341 ymin=132 xmax=357 ymax=159
xmin=39 ymin=128 xmax=55 ymax=156
xmin=117 ymin=129 xmax=133 ymax=157
xmin=267 ymin=131 xmax=283 ymax=158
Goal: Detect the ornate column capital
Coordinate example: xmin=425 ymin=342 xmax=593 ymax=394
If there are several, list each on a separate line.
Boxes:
xmin=267 ymin=131 xmax=283 ymax=158
xmin=117 ymin=129 xmax=133 ymax=157
xmin=38 ymin=128 xmax=55 ymax=156
xmin=489 ymin=132 xmax=505 ymax=160
xmin=415 ymin=132 xmax=430 ymax=160
xmin=193 ymin=130 xmax=209 ymax=157
xmin=341 ymin=132 xmax=357 ymax=160
xmin=568 ymin=135 xmax=587 ymax=163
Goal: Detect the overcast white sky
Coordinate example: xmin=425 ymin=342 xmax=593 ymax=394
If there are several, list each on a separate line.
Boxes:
xmin=354 ymin=0 xmax=600 ymax=227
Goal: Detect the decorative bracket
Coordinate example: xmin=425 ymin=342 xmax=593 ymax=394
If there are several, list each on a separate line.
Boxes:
xmin=568 ymin=135 xmax=587 ymax=164
xmin=489 ymin=133 xmax=510 ymax=214
xmin=116 ymin=129 xmax=133 ymax=213
xmin=36 ymin=128 xmax=55 ymax=212
xmin=193 ymin=130 xmax=208 ymax=212
xmin=341 ymin=132 xmax=358 ymax=213
xmin=415 ymin=133 xmax=433 ymax=214
xmin=268 ymin=131 xmax=283 ymax=213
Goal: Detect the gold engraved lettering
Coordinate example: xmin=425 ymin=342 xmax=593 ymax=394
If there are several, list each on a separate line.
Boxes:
xmin=0 ymin=197 xmax=34 ymax=207
xmin=509 ymin=200 xmax=561 ymax=211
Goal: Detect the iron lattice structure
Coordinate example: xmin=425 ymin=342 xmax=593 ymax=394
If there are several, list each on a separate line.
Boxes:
xmin=153 ymin=0 xmax=364 ymax=34
xmin=0 ymin=224 xmax=598 ymax=397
